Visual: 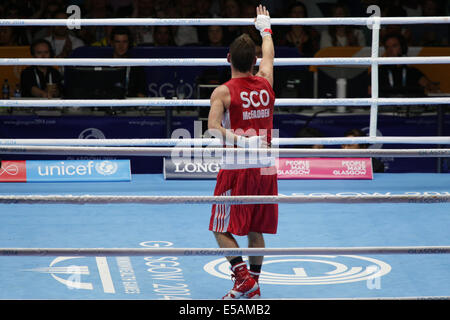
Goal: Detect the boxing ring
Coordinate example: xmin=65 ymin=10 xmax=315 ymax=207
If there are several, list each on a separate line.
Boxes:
xmin=0 ymin=13 xmax=449 ymax=300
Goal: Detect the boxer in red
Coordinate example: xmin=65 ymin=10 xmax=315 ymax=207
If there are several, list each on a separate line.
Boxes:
xmin=207 ymin=5 xmax=277 ymax=299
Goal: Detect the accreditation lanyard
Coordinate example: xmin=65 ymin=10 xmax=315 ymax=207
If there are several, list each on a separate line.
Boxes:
xmin=125 ymin=66 xmax=130 ymax=94
xmin=34 ymin=68 xmax=53 ymax=89
xmin=388 ymin=67 xmax=407 ymax=88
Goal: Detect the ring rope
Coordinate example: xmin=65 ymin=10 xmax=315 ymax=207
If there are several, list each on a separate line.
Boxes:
xmin=0 ymin=194 xmax=448 ymax=205
xmin=1 ymin=137 xmax=449 ymax=146
xmin=2 ymin=97 xmax=450 ymax=108
xmin=1 ymin=146 xmax=449 ymax=157
xmin=0 ymin=16 xmax=448 ymax=27
xmin=1 ymin=57 xmax=449 ymax=66
xmin=1 ymin=246 xmax=450 ymax=257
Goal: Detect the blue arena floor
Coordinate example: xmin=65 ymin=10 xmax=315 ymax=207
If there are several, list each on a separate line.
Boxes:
xmin=0 ymin=173 xmax=449 ymax=300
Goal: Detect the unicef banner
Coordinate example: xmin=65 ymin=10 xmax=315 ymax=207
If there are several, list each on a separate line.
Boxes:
xmin=3 ymin=160 xmax=131 ymax=183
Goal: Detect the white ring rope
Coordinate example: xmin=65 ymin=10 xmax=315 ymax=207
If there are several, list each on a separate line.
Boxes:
xmin=0 ymin=194 xmax=448 ymax=205
xmin=0 ymin=16 xmax=449 ymax=27
xmin=1 ymin=57 xmax=449 ymax=66
xmin=1 ymin=137 xmax=449 ymax=146
xmin=0 ymin=145 xmax=449 ymax=157
xmin=369 ymin=16 xmax=380 ymax=137
xmin=1 ymin=246 xmax=449 ymax=257
xmin=2 ymin=97 xmax=450 ymax=108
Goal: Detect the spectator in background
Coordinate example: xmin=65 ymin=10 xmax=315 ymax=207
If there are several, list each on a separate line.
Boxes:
xmin=31 ymin=1 xmax=65 ymax=41
xmin=78 ymin=0 xmax=115 ymax=45
xmin=195 ymin=0 xmax=216 ymax=45
xmin=172 ymin=0 xmax=200 ymax=46
xmin=401 ymin=0 xmax=423 ymax=16
xmin=195 ymin=0 xmax=215 ymax=18
xmin=374 ymin=33 xmax=440 ymax=97
xmin=295 ymin=127 xmax=324 ymax=149
xmin=410 ymin=0 xmax=448 ymax=46
xmin=341 ymin=128 xmax=385 ymax=173
xmin=91 ymin=25 xmax=113 ymax=46
xmin=221 ymin=0 xmax=242 ymax=45
xmin=2 ymin=4 xmax=32 ymax=45
xmin=240 ymin=2 xmax=262 ymax=46
xmin=277 ymin=2 xmax=320 ymax=57
xmin=44 ymin=11 xmax=85 ymax=58
xmin=152 ymin=26 xmax=176 ymax=46
xmin=0 ymin=26 xmax=19 ymax=46
xmin=320 ymin=3 xmax=366 ymax=48
xmin=380 ymin=4 xmax=413 ymax=47
xmin=131 ymin=0 xmax=156 ymax=46
xmin=20 ymin=39 xmax=63 ymax=98
xmin=110 ymin=26 xmax=147 ymax=97
xmin=203 ymin=25 xmax=225 ymax=47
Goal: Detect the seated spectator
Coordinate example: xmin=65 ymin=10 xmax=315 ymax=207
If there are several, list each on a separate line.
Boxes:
xmin=410 ymin=0 xmax=449 ymax=46
xmin=131 ymin=0 xmax=157 ymax=46
xmin=341 ymin=128 xmax=385 ymax=173
xmin=240 ymin=2 xmax=262 ymax=46
xmin=380 ymin=4 xmax=413 ymax=48
xmin=401 ymin=0 xmax=423 ymax=16
xmin=277 ymin=2 xmax=320 ymax=57
xmin=203 ymin=25 xmax=225 ymax=47
xmin=295 ymin=127 xmax=324 ymax=149
xmin=152 ymin=26 xmax=176 ymax=46
xmin=31 ymin=1 xmax=65 ymax=41
xmin=20 ymin=39 xmax=63 ymax=98
xmin=91 ymin=26 xmax=113 ymax=47
xmin=221 ymin=0 xmax=242 ymax=46
xmin=168 ymin=0 xmax=200 ymax=46
xmin=375 ymin=33 xmax=440 ymax=97
xmin=2 ymin=4 xmax=31 ymax=45
xmin=195 ymin=0 xmax=216 ymax=45
xmin=109 ymin=27 xmax=147 ymax=97
xmin=320 ymin=3 xmax=366 ymax=48
xmin=195 ymin=0 xmax=214 ymax=18
xmin=44 ymin=11 xmax=85 ymax=58
xmin=0 ymin=27 xmax=18 ymax=46
xmin=78 ymin=0 xmax=115 ymax=46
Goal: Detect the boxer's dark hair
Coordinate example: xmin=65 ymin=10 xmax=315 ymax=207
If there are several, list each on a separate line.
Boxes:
xmin=229 ymin=34 xmax=256 ymax=72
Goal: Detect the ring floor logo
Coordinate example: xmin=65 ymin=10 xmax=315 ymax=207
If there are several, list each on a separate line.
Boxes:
xmin=204 ymin=255 xmax=391 ymax=286
xmin=22 ymin=241 xmax=191 ymax=299
xmin=24 ymin=256 xmax=125 ymax=293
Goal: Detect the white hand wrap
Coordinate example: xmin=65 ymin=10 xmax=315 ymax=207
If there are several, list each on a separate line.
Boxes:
xmin=255 ymin=14 xmax=272 ymax=37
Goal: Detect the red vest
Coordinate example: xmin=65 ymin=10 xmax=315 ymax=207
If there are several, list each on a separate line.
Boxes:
xmin=223 ymin=76 xmax=275 ymax=142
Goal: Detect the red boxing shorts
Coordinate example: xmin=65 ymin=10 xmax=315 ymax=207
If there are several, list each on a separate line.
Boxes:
xmin=209 ymin=167 xmax=278 ymax=236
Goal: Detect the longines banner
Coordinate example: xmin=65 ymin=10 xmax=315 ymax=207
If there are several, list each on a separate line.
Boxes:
xmin=163 ymin=158 xmax=373 ymax=180
xmin=0 ymin=160 xmax=131 ymax=182
xmin=163 ymin=158 xmax=220 ymax=180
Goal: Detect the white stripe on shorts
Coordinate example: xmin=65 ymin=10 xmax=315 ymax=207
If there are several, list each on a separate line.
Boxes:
xmin=213 ymin=189 xmax=231 ymax=232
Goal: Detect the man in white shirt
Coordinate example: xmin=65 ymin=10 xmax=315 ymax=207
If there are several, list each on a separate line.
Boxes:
xmin=45 ymin=11 xmax=84 ymax=58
